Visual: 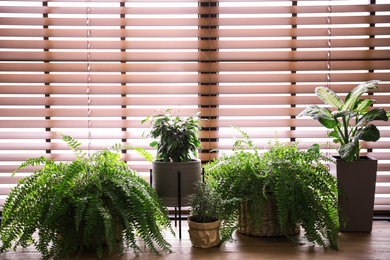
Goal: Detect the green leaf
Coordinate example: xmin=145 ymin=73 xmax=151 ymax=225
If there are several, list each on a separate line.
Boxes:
xmin=150 ymin=141 xmax=159 ymax=148
xmin=318 ymin=117 xmax=338 ymax=129
xmin=357 ymin=108 xmax=389 ymax=125
xmin=342 ymin=80 xmax=380 ymax=111
xmin=339 ymin=142 xmax=356 ymax=162
xmin=141 ymin=115 xmax=151 ymax=125
xmin=327 ymin=130 xmax=341 ymax=140
xmin=355 ymin=99 xmax=374 ymax=112
xmin=333 ymin=138 xmax=340 ymax=144
xmin=307 ymin=144 xmax=320 ymax=153
xmin=331 ymin=110 xmax=353 ymax=118
xmin=315 ymin=87 xmax=344 ymax=109
xmin=353 ymin=124 xmax=380 ymax=142
xmin=298 ymin=105 xmax=333 ymax=120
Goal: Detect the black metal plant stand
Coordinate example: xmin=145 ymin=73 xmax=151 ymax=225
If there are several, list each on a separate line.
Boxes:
xmin=149 ymin=168 xmax=204 ymax=239
xmin=149 ymin=169 xmax=183 ymax=238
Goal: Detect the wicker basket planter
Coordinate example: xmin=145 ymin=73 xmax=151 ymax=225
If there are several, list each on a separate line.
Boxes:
xmin=238 ymin=199 xmax=300 ymax=237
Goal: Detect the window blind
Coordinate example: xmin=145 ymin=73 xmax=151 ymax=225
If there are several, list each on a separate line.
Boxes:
xmin=0 ymin=0 xmax=211 ymax=207
xmin=1 ymin=0 xmax=389 ymax=212
xmin=211 ymin=0 xmax=390 ymax=213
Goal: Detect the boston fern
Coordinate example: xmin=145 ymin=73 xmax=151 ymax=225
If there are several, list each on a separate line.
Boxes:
xmin=141 ymin=109 xmax=202 ymax=162
xmin=0 ymin=135 xmax=173 ymax=259
xmin=298 ymin=80 xmax=389 ymax=161
xmin=204 ymin=128 xmax=340 ymax=249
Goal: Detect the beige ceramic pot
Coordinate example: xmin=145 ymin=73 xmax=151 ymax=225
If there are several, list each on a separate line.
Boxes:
xmin=187 ymin=216 xmax=220 ymax=249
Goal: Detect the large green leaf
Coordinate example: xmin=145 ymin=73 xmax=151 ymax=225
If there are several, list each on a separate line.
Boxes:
xmin=298 ymin=105 xmax=337 ymax=129
xmin=357 ymin=108 xmax=389 ymax=125
xmin=339 ymin=142 xmax=356 ymax=162
xmin=315 ymin=87 xmax=344 ymax=109
xmin=297 ymin=105 xmax=333 ymax=120
xmin=342 ymin=80 xmax=380 ymax=111
xmin=331 ymin=110 xmax=353 ymax=118
xmin=353 ymin=124 xmax=380 ymax=142
xmin=355 ymin=99 xmax=374 ymax=112
xmin=318 ymin=117 xmax=338 ymax=129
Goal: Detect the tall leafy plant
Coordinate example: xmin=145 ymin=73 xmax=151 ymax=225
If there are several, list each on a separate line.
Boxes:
xmin=0 ymin=135 xmax=173 ymax=259
xmin=141 ymin=109 xmax=202 ymax=162
xmin=204 ymin=128 xmax=340 ymax=249
xmin=298 ymin=80 xmax=389 ymax=161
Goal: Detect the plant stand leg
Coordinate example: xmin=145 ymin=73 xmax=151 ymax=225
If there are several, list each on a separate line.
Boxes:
xmin=178 ymin=171 xmax=182 ymax=239
xmin=149 ymin=169 xmax=153 ymax=187
xmin=174 ymin=207 xmax=177 ymax=227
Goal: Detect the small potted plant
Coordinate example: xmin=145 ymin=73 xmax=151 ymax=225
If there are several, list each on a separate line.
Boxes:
xmin=204 ymin=128 xmax=340 ymax=250
xmin=187 ymin=181 xmax=239 ymax=248
xmin=298 ymin=80 xmax=389 ymax=232
xmin=0 ymin=135 xmax=173 ymax=259
xmin=142 ymin=109 xmax=202 ymax=207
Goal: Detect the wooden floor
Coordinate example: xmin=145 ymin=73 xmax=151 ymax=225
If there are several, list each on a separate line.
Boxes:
xmin=1 ymin=220 xmax=389 ymax=260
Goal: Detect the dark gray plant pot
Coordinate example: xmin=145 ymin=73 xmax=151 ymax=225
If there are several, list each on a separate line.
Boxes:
xmin=152 ymin=159 xmax=201 ymax=207
xmin=330 ymin=156 xmax=377 ymax=232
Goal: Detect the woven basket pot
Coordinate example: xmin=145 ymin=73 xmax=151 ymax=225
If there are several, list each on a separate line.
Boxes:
xmin=238 ymin=198 xmax=300 ymax=237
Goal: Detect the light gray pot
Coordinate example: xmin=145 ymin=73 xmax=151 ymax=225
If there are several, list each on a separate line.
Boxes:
xmin=330 ymin=156 xmax=377 ymax=232
xmin=152 ymin=159 xmax=201 ymax=207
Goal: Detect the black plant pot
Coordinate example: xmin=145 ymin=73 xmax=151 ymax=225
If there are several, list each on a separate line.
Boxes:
xmin=330 ymin=156 xmax=377 ymax=232
xmin=152 ymin=159 xmax=201 ymax=207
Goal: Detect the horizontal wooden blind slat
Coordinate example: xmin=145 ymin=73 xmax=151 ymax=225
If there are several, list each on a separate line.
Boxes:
xmin=1 ymin=95 xmax=389 ymax=107
xmin=0 ymin=85 xmax=208 ymax=95
xmin=3 ymin=50 xmax=389 ymax=62
xmin=0 ymin=107 xmax=300 ymax=117
xmin=0 ymin=62 xmax=209 ymax=72
xmin=217 ymin=4 xmax=390 ymax=14
xmin=2 ymin=15 xmax=390 ymax=27
xmin=2 ymin=4 xmax=389 ymax=15
xmin=2 ymin=72 xmax=390 ymax=85
xmin=2 ymin=27 xmax=389 ymax=38
xmin=0 ymin=6 xmax=209 ymax=15
xmin=2 ymin=141 xmax=390 ymax=152
xmin=2 ymin=38 xmax=390 ymax=50
xmin=10 ymin=129 xmax=389 ymax=140
xmin=1 ymin=60 xmax=390 ymax=73
xmin=1 ymin=83 xmax=390 ymax=95
xmin=4 ymin=118 xmax=388 ymax=129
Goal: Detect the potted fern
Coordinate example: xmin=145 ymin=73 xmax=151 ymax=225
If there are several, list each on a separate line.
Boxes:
xmin=298 ymin=80 xmax=390 ymax=232
xmin=204 ymin=128 xmax=340 ymax=250
xmin=141 ymin=109 xmax=202 ymax=207
xmin=0 ymin=135 xmax=173 ymax=259
xmin=187 ymin=181 xmax=239 ymax=248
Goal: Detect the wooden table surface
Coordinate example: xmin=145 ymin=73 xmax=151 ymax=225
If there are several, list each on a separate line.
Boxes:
xmin=1 ymin=220 xmax=389 ymax=260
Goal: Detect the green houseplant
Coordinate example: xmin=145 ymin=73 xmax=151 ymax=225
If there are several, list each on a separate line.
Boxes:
xmin=187 ymin=181 xmax=239 ymax=248
xmin=0 ymin=135 xmax=173 ymax=259
xmin=298 ymin=80 xmax=390 ymax=232
xmin=204 ymin=128 xmax=340 ymax=249
xmin=142 ymin=109 xmax=202 ymax=207
xmin=142 ymin=109 xmax=202 ymax=163
xmin=297 ymin=80 xmax=389 ymax=162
